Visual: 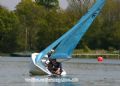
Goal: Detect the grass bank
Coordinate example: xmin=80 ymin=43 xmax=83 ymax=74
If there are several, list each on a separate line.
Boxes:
xmin=73 ymin=49 xmax=120 ymax=59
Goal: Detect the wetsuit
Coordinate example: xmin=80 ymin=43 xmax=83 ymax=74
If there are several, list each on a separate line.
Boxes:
xmin=48 ymin=61 xmax=62 ymax=74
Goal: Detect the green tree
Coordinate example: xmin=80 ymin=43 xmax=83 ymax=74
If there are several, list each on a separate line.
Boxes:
xmin=35 ymin=0 xmax=59 ymax=9
xmin=16 ymin=0 xmax=47 ymax=51
xmin=83 ymin=0 xmax=120 ymax=50
xmin=36 ymin=10 xmax=70 ymax=51
xmin=0 ymin=6 xmax=19 ymax=53
xmin=67 ymin=0 xmax=95 ymax=14
xmin=111 ymin=21 xmax=120 ymax=49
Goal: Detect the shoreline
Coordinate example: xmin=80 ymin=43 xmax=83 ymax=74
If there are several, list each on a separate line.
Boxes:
xmin=0 ymin=49 xmax=120 ymax=59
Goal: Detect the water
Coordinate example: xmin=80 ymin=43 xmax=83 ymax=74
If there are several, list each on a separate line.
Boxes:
xmin=0 ymin=56 xmax=120 ymax=86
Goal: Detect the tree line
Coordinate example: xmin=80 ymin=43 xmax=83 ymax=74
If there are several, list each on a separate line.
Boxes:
xmin=0 ymin=0 xmax=120 ymax=53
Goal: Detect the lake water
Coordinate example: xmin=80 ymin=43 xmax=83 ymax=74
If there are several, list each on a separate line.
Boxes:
xmin=0 ymin=56 xmax=120 ymax=86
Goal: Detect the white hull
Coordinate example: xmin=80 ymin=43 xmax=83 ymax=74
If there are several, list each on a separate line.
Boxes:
xmin=29 ymin=61 xmax=48 ymax=75
xmin=29 ymin=53 xmax=66 ymax=76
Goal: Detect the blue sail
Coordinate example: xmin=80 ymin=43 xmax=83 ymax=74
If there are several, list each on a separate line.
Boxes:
xmin=35 ymin=0 xmax=105 ymax=62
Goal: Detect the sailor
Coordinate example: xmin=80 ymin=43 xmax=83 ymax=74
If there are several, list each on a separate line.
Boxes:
xmin=46 ymin=49 xmax=62 ymax=75
xmin=44 ymin=49 xmax=54 ymax=65
xmin=48 ymin=49 xmax=55 ymax=57
xmin=48 ymin=59 xmax=62 ymax=75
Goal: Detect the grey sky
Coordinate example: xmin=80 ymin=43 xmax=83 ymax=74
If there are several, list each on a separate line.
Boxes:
xmin=59 ymin=0 xmax=68 ymax=9
xmin=0 ymin=0 xmax=68 ymax=10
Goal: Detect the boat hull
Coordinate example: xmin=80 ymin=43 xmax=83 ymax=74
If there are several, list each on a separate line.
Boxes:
xmin=29 ymin=61 xmax=47 ymax=75
xmin=29 ymin=53 xmax=66 ymax=76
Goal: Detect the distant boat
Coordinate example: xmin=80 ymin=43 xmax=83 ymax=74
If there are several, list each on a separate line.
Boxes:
xmin=30 ymin=0 xmax=105 ymax=75
xmin=10 ymin=52 xmax=31 ymax=57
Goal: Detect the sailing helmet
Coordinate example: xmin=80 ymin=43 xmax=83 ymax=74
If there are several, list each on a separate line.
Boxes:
xmin=51 ymin=49 xmax=55 ymax=53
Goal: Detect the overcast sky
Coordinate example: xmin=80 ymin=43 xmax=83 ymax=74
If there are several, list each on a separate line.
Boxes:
xmin=0 ymin=0 xmax=68 ymax=10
